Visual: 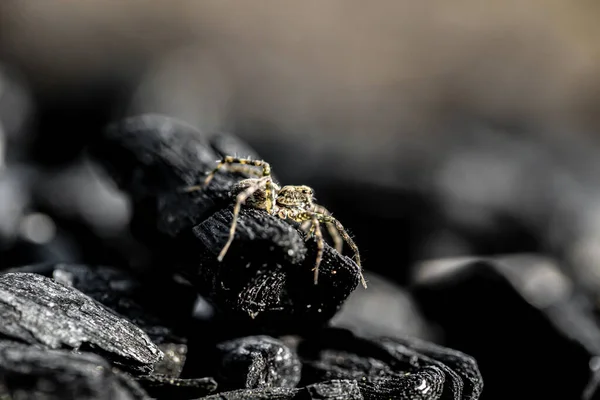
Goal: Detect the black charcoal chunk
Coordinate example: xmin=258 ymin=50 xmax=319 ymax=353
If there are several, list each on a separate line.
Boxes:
xmin=89 ymin=114 xmax=362 ymax=329
xmin=297 ymin=327 xmax=482 ymax=400
xmin=88 ymin=114 xmax=246 ymax=236
xmin=299 ymin=379 xmax=363 ymax=399
xmin=198 ymin=386 xmax=296 ymax=400
xmin=4 ymin=262 xmax=196 ymax=345
xmin=188 ymin=207 xmax=360 ymax=326
xmin=411 ymin=255 xmax=597 ymax=400
xmin=214 ymin=336 xmax=301 ymax=390
xmin=196 ymin=379 xmax=362 ymax=400
xmin=0 ymin=340 xmax=149 ymax=400
xmin=136 ymin=374 xmax=217 ymax=399
xmin=0 ymin=272 xmax=163 ymax=374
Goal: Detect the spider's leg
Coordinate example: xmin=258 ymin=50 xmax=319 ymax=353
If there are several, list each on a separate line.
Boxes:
xmin=218 ymin=176 xmax=270 ymax=261
xmin=299 ymin=220 xmax=313 ymax=241
xmin=308 ymin=216 xmax=325 ymax=285
xmin=313 ymin=204 xmax=343 ymax=253
xmin=184 ymin=156 xmax=271 ymax=192
xmin=313 ymin=213 xmax=367 ymax=289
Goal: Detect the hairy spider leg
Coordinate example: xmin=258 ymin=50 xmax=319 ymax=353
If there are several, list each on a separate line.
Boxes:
xmin=299 ymin=212 xmax=367 ymax=288
xmin=310 ymin=216 xmax=325 ymax=284
xmin=312 ymin=204 xmax=343 ymax=253
xmin=186 ymin=157 xmax=277 ymax=214
xmin=218 ymin=176 xmax=271 ymax=261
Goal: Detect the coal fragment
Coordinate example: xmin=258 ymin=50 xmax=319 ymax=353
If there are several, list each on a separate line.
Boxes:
xmin=411 ymin=255 xmax=598 ymax=400
xmin=4 ymin=262 xmax=196 ymax=345
xmin=88 ymin=114 xmax=363 ymax=329
xmin=136 ymin=374 xmax=217 ymax=399
xmin=196 ymin=379 xmax=362 ymax=400
xmin=214 ymin=335 xmax=301 ymax=390
xmin=0 ymin=340 xmax=149 ymax=400
xmin=0 ymin=272 xmax=163 ymax=374
xmin=297 ymin=327 xmax=482 ymax=400
xmin=188 ymin=207 xmax=359 ymax=327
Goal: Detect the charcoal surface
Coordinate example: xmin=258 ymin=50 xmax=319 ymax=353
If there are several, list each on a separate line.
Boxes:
xmin=213 ymin=335 xmax=301 ymax=390
xmin=135 ymin=374 xmax=217 ymax=399
xmin=411 ymin=255 xmax=599 ymax=400
xmin=3 ymin=262 xmax=196 ymax=345
xmin=0 ymin=272 xmax=163 ymax=374
xmin=87 ymin=114 xmax=363 ymax=329
xmin=197 ymin=379 xmax=362 ymax=400
xmin=297 ymin=327 xmax=482 ymax=400
xmin=0 ymin=340 xmax=149 ymax=400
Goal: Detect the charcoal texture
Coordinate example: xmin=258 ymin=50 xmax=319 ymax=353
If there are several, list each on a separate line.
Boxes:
xmin=87 ymin=114 xmax=362 ymax=330
xmin=214 ymin=335 xmax=302 ymax=390
xmin=4 ymin=262 xmax=196 ymax=345
xmin=297 ymin=327 xmax=482 ymax=400
xmin=135 ymin=374 xmax=217 ymax=399
xmin=0 ymin=340 xmax=149 ymax=400
xmin=411 ymin=255 xmax=599 ymax=400
xmin=0 ymin=272 xmax=163 ymax=374
xmin=197 ymin=379 xmax=362 ymax=400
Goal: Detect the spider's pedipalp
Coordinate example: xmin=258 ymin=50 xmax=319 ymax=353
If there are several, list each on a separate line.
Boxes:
xmin=218 ymin=176 xmax=271 ymax=261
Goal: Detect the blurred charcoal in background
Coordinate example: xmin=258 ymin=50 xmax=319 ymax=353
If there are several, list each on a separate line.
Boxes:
xmin=3 ymin=1 xmax=600 ymax=399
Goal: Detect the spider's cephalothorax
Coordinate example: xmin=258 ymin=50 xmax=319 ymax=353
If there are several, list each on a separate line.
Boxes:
xmin=184 ymin=156 xmax=367 ymax=288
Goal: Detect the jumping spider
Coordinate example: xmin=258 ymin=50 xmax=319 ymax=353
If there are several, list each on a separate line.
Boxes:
xmin=184 ymin=156 xmax=367 ymax=288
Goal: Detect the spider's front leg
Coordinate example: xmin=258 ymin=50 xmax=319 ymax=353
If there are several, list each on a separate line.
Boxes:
xmin=218 ymin=176 xmax=271 ymax=261
xmin=184 ymin=157 xmax=277 ymax=215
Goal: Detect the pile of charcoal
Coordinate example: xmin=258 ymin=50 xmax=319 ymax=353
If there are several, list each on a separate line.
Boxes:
xmin=0 ymin=114 xmax=485 ymax=399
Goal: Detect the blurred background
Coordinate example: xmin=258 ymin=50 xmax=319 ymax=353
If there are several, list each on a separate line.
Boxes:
xmin=2 ymin=1 xmax=600 ymax=398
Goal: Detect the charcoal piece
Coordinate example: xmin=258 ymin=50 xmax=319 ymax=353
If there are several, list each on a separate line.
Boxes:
xmin=0 ymin=272 xmax=163 ymax=374
xmin=0 ymin=340 xmax=149 ymax=400
xmin=3 ymin=262 xmax=196 ymax=345
xmin=331 ymin=271 xmax=435 ymax=341
xmin=196 ymin=379 xmax=362 ymax=400
xmin=189 ymin=207 xmax=359 ymax=325
xmin=297 ymin=327 xmax=481 ymax=400
xmin=214 ymin=335 xmax=301 ymax=390
xmin=198 ymin=386 xmax=296 ymax=400
xmin=136 ymin=374 xmax=217 ymax=399
xmin=411 ymin=255 xmax=598 ymax=400
xmin=88 ymin=114 xmax=362 ymax=329
xmin=300 ymin=379 xmax=363 ymax=399
xmin=88 ymin=114 xmax=251 ymax=238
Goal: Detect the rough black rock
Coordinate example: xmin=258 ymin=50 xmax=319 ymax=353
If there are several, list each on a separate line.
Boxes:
xmin=197 ymin=379 xmax=362 ymax=400
xmin=213 ymin=335 xmax=302 ymax=390
xmin=297 ymin=327 xmax=482 ymax=400
xmin=135 ymin=374 xmax=217 ymax=399
xmin=87 ymin=114 xmax=363 ymax=330
xmin=411 ymin=254 xmax=600 ymax=400
xmin=0 ymin=272 xmax=163 ymax=374
xmin=3 ymin=262 xmax=196 ymax=346
xmin=0 ymin=340 xmax=149 ymax=400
